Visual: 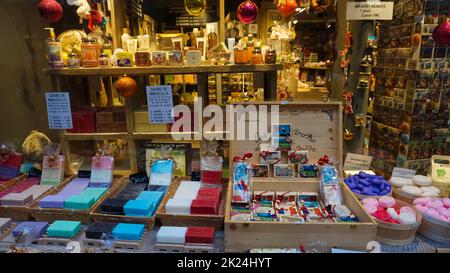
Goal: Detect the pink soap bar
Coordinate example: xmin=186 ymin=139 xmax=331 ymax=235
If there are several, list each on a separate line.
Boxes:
xmin=91 ymin=156 xmax=114 ymax=170
xmin=42 ymin=155 xmax=65 ymax=169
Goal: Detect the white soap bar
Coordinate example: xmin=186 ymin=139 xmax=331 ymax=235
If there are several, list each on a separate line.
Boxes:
xmin=401 ymin=185 xmax=422 ymax=196
xmin=21 ymin=185 xmax=53 ymax=199
xmin=390 ymin=177 xmax=412 ymax=188
xmin=157 ymin=226 xmax=187 ymax=244
xmin=173 ymin=181 xmax=201 ymax=199
xmin=165 ymin=199 xmax=192 ymax=214
xmin=150 ymin=173 xmax=172 ymax=186
xmin=421 ymin=186 xmax=441 ymax=195
xmin=412 ymin=175 xmax=432 ymax=187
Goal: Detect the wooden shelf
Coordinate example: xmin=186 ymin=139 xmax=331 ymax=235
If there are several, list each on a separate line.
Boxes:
xmin=299 ymin=66 xmax=330 ymax=70
xmin=65 ymin=132 xmax=128 ymax=140
xmin=44 ymin=64 xmax=282 ymax=76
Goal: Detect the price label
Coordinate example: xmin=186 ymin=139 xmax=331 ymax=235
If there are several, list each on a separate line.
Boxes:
xmin=391 ymin=167 xmax=416 ymax=179
xmin=45 ymin=92 xmax=73 ymax=129
xmin=129 ymin=172 xmax=149 ymax=185
xmin=344 ymin=153 xmax=373 ymax=170
xmin=146 ymin=85 xmax=174 ymax=124
xmin=346 ymin=1 xmax=394 ymax=20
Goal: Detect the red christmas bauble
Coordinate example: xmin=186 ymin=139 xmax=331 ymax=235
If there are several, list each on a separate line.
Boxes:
xmin=115 ymin=76 xmax=138 ymax=98
xmin=38 ymin=0 xmax=63 ymax=23
xmin=433 ymin=21 xmax=450 ymax=46
xmin=277 ymin=0 xmax=297 ymax=17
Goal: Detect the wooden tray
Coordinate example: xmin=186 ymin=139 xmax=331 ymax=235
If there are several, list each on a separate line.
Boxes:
xmin=225 ymin=180 xmax=377 ymax=252
xmin=0 ymin=175 xmax=75 ymax=221
xmin=29 ymin=175 xmax=126 ymax=224
xmin=156 ymin=178 xmax=226 ymax=230
xmin=90 ymin=179 xmax=173 ymax=229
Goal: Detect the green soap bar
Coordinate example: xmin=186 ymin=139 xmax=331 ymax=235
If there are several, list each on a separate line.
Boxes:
xmin=80 ymin=188 xmax=108 ymax=201
xmin=47 ymin=220 xmax=81 ymax=238
xmin=40 ymin=180 xmax=60 ymax=186
xmin=64 ymin=195 xmax=95 ymax=210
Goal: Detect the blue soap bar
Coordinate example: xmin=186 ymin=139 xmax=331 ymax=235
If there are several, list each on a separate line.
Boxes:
xmin=151 ymin=160 xmax=173 ymax=174
xmin=112 ymin=223 xmax=145 ymax=241
xmin=124 ymin=199 xmax=155 ymax=216
xmin=136 ymin=191 xmax=164 ymax=204
xmin=47 ymin=221 xmax=81 ymax=238
xmin=64 ymin=195 xmax=95 ymax=210
xmin=81 ymin=187 xmax=108 ymax=201
xmin=13 ymin=221 xmax=48 ymax=238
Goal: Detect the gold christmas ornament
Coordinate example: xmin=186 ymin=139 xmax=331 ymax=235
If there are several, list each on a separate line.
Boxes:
xmin=343 ymin=129 xmax=355 ymax=141
xmin=184 ymin=0 xmax=207 ymax=16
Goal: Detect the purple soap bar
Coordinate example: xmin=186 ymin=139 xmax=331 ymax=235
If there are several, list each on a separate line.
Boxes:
xmin=89 ymin=182 xmax=111 ymax=188
xmin=0 ymin=193 xmax=33 ymax=206
xmin=39 ymin=195 xmax=67 ymax=208
xmin=13 ymin=221 xmax=48 ymax=238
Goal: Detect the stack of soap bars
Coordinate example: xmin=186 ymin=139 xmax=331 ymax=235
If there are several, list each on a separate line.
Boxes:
xmin=12 ymin=221 xmax=49 ymax=238
xmin=85 ymin=222 xmax=145 ymax=241
xmin=157 ymin=226 xmax=215 ymax=245
xmin=0 ymin=178 xmax=52 ymax=206
xmin=165 ymin=181 xmax=222 ymax=215
xmin=47 ymin=220 xmax=81 ymax=238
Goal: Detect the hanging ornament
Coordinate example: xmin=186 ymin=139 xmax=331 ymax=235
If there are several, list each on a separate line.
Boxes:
xmin=237 ymin=0 xmax=259 ymax=24
xmin=38 ymin=0 xmax=64 ymax=23
xmin=274 ymin=0 xmax=298 ymax=17
xmin=343 ymin=91 xmax=353 ymax=115
xmin=115 ymin=76 xmax=138 ymax=98
xmin=432 ymin=21 xmax=450 ymax=46
xmin=410 ymin=33 xmax=421 ymax=47
xmin=88 ymin=9 xmax=103 ymax=31
xmin=354 ymin=114 xmax=367 ymax=127
xmin=184 ymin=0 xmax=207 ymax=16
xmin=343 ymin=129 xmax=354 ymax=141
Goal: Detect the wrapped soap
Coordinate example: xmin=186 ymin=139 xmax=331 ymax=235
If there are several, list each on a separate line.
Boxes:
xmin=149 ymin=160 xmax=174 ymax=186
xmin=232 ymin=162 xmax=251 ymax=203
xmin=320 ymin=166 xmax=343 ymax=206
xmin=200 ymin=141 xmax=223 ymax=184
xmin=90 ymin=156 xmax=114 ymax=187
xmin=0 ymin=145 xmax=22 ymax=180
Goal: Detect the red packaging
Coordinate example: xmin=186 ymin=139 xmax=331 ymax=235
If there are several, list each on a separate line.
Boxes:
xmin=200 ymin=170 xmax=222 ymax=184
xmin=68 ymin=110 xmax=96 ymax=133
xmin=185 ymin=226 xmax=215 ymax=244
xmin=190 ymin=199 xmax=219 ymax=215
xmin=0 ymin=153 xmax=22 ymax=168
xmin=196 ymin=188 xmax=221 ymax=201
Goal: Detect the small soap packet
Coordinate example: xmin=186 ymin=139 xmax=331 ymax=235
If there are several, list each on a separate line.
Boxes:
xmin=148 ymin=145 xmax=175 ymax=186
xmin=288 ymin=150 xmax=309 ymax=164
xmin=40 ymin=144 xmax=65 ymax=186
xmin=274 ymin=164 xmax=296 ymax=177
xmin=251 ymin=164 xmax=270 ymax=178
xmin=298 ymin=164 xmax=319 ymax=178
xmin=232 ymin=152 xmax=253 ymax=203
xmin=0 ymin=144 xmax=22 ymax=180
xmin=253 ymin=191 xmax=275 ymax=202
xmin=200 ymin=141 xmax=223 ymax=184
xmin=320 ymin=166 xmax=343 ymax=207
xmin=259 ymin=143 xmax=281 ymax=164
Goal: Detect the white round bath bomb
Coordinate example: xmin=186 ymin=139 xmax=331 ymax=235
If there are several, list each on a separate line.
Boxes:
xmin=421 ymin=186 xmax=441 ymax=196
xmin=413 ymin=175 xmax=432 ymax=187
xmin=390 ymin=177 xmax=412 ymax=188
xmin=401 ymin=185 xmax=422 ymax=196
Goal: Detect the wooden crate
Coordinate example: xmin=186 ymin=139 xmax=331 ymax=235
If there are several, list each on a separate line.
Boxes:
xmin=90 ymin=179 xmax=170 ymax=229
xmin=29 ymin=175 xmax=126 ymax=224
xmin=0 ymin=175 xmax=76 ymax=221
xmin=0 ymin=173 xmax=28 ymax=191
xmin=157 ymin=178 xmax=226 ymax=230
xmin=373 ymin=199 xmax=422 ymax=246
xmin=224 ymin=180 xmax=377 ymax=252
xmin=225 ymin=101 xmax=377 ymax=252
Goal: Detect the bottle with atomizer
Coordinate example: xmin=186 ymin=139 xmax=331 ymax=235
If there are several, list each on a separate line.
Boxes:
xmin=45 ymin=28 xmax=64 ymax=69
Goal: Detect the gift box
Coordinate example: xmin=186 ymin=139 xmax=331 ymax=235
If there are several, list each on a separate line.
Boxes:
xmin=185 ymin=227 xmax=215 ymax=245
xmin=47 ymin=221 xmax=81 ymax=238
xmin=13 ymin=221 xmax=48 ymax=238
xmin=191 ymin=199 xmax=219 ymax=215
xmin=112 ymin=223 xmax=145 ymax=241
xmin=68 ymin=109 xmax=96 ymax=133
xmin=85 ymin=222 xmax=117 ymax=240
xmin=0 ymin=152 xmax=22 ymax=180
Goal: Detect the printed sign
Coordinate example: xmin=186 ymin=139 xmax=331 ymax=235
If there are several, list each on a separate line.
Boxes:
xmin=391 ymin=167 xmax=416 ymax=179
xmin=45 ymin=92 xmax=73 ymax=129
xmin=344 ymin=153 xmax=373 ymax=170
xmin=146 ymin=85 xmax=174 ymax=124
xmin=346 ymin=2 xmax=394 ymax=20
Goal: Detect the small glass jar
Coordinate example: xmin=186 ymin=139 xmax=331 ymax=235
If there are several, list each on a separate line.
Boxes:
xmin=265 ymin=49 xmax=277 ymax=64
xmin=81 ymin=38 xmax=100 ymax=68
xmin=251 ymin=47 xmax=263 ymax=64
xmin=234 ymin=47 xmax=249 ymax=64
xmin=99 ymin=53 xmax=110 ymax=67
xmin=135 ymin=51 xmax=151 ymax=66
xmin=67 ymin=53 xmax=81 ymax=68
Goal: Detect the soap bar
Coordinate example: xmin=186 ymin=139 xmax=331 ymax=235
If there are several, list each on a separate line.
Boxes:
xmin=91 ymin=156 xmax=114 ymax=170
xmin=112 ymin=223 xmax=145 ymax=241
xmin=124 ymin=199 xmax=154 ymax=216
xmin=90 ymin=170 xmax=113 ymax=184
xmin=47 ymin=221 xmax=81 ymax=238
xmin=173 ymin=181 xmax=201 ymax=200
xmin=81 ymin=187 xmax=108 ymax=201
xmin=64 ymin=195 xmax=95 ymax=210
xmin=185 ymin=227 xmax=215 ymax=244
xmin=41 ymin=155 xmax=65 ymax=186
xmin=149 ymin=173 xmax=172 ymax=186
xmin=0 ymin=218 xmax=12 ymax=233
xmin=13 ymin=221 xmax=48 ymax=238
xmin=191 ymin=199 xmax=219 ymax=215
xmin=39 ymin=194 xmax=67 ymax=208
xmin=201 ymin=170 xmax=222 ymax=184
xmin=156 ymin=226 xmax=187 ymax=244
xmin=165 ymin=199 xmax=192 ymax=214
xmin=197 ymin=188 xmax=221 ymax=201
xmin=0 ymin=152 xmax=22 ymax=180
xmin=100 ymin=198 xmax=128 ymax=215
xmin=137 ymin=191 xmax=164 ymax=204
xmin=85 ymin=222 xmax=118 ymax=240
xmin=0 ymin=192 xmax=33 ymax=206
xmin=22 ymin=185 xmax=53 ymax=199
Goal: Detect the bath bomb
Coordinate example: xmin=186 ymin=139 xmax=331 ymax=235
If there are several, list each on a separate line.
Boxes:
xmin=439 ymin=208 xmax=450 ymax=218
xmin=421 ymin=186 xmax=441 ymax=196
xmin=364 ymin=204 xmax=377 ymax=214
xmin=415 ymin=204 xmax=429 ymax=213
xmin=428 ymin=200 xmax=444 ymax=210
xmin=443 ymin=198 xmax=450 ymax=208
xmin=362 ymin=198 xmax=378 ymax=206
xmin=412 ymin=175 xmax=432 ymax=187
xmin=390 ymin=177 xmax=412 ymax=188
xmin=387 ymin=208 xmax=400 ymax=220
xmin=413 ymin=197 xmax=432 ymax=206
xmin=400 ymin=206 xmax=416 ymax=218
xmin=379 ymin=196 xmax=396 ymax=208
xmin=401 ymin=185 xmax=422 ymax=196
xmin=426 ymin=208 xmax=441 ymax=219
xmin=399 ymin=211 xmax=416 ymax=225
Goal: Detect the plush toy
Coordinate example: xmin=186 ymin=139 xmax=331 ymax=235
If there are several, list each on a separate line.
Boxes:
xmin=21 ymin=130 xmax=52 ymax=162
xmin=38 ymin=0 xmax=64 ymax=23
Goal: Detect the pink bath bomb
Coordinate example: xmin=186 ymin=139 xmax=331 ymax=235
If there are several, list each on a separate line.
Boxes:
xmin=415 ymin=204 xmax=429 ymax=214
xmin=426 ymin=208 xmax=441 ymax=219
xmin=400 ymin=206 xmax=416 ymax=218
xmin=379 ymin=196 xmax=396 ymax=208
xmin=442 ymin=198 xmax=450 ymax=208
xmin=439 ymin=208 xmax=450 ymax=218
xmin=413 ymin=197 xmax=432 ymax=206
xmin=428 ymin=200 xmax=444 ymax=210
xmin=362 ymin=198 xmax=378 ymax=206
xmin=364 ymin=203 xmax=378 ymax=215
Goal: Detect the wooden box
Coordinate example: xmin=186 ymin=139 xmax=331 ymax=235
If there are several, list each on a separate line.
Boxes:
xmin=0 ymin=175 xmax=75 ymax=221
xmin=157 ymin=178 xmax=227 ymax=230
xmin=224 ymin=101 xmax=377 ymax=252
xmin=90 ymin=179 xmax=169 ymax=229
xmin=29 ymin=175 xmax=126 ymax=224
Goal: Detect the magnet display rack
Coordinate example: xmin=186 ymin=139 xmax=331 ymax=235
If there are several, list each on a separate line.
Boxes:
xmin=45 ymin=64 xmax=281 ymax=175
